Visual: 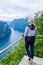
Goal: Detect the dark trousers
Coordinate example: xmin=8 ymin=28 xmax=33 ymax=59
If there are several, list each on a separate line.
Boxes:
xmin=25 ymin=36 xmax=35 ymax=60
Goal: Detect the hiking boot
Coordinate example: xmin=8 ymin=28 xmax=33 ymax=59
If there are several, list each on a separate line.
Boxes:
xmin=29 ymin=58 xmax=33 ymax=64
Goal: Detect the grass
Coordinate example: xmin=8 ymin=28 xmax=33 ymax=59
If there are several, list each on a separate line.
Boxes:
xmin=34 ymin=39 xmax=43 ymax=58
xmin=0 ymin=39 xmax=25 ymax=65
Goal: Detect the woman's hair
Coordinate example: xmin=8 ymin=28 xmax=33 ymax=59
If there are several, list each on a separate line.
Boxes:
xmin=28 ymin=18 xmax=35 ymax=30
xmin=28 ymin=18 xmax=34 ymax=24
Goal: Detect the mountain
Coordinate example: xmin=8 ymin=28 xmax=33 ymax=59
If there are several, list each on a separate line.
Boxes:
xmin=0 ymin=21 xmax=11 ymax=39
xmin=9 ymin=17 xmax=28 ymax=32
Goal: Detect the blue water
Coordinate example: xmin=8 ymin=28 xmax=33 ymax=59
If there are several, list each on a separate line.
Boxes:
xmin=0 ymin=28 xmax=23 ymax=59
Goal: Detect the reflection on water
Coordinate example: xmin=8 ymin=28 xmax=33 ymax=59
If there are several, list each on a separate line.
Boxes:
xmin=0 ymin=34 xmax=11 ymax=50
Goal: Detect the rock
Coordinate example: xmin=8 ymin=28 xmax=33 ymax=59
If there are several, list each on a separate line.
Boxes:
xmin=19 ymin=55 xmax=43 ymax=65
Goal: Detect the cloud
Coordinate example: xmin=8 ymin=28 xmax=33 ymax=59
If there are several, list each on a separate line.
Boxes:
xmin=0 ymin=0 xmax=43 ymax=21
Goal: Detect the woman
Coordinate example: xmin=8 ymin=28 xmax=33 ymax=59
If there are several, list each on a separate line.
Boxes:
xmin=24 ymin=18 xmax=37 ymax=63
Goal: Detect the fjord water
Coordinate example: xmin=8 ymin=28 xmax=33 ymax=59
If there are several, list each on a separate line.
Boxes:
xmin=0 ymin=28 xmax=23 ymax=59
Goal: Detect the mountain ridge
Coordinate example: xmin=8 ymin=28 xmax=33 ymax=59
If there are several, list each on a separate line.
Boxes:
xmin=0 ymin=21 xmax=11 ymax=39
xmin=8 ymin=17 xmax=29 ymax=32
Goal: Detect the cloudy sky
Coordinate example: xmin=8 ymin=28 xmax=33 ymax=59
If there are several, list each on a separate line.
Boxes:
xmin=0 ymin=0 xmax=43 ymax=21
